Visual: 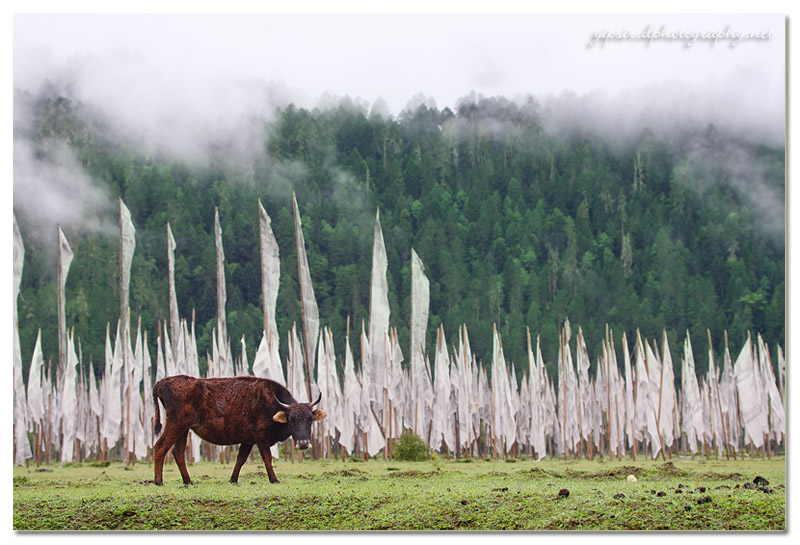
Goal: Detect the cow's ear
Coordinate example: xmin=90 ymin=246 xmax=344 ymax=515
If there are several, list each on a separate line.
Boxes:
xmin=273 ymin=411 xmax=288 ymax=423
xmin=312 ymin=409 xmax=327 ymax=422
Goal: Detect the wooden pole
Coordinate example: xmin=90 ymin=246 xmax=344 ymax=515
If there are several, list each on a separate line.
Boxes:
xmin=259 ymin=199 xmax=271 ymax=349
xmin=354 ymin=424 xmax=360 ymax=460
xmin=575 ymin=331 xmax=583 ymax=461
xmin=56 ymin=227 xmax=66 ymax=464
xmin=56 ymin=225 xmax=65 ymax=403
xmin=410 ymin=259 xmax=416 ymax=438
xmin=388 ymin=398 xmax=394 ymax=460
xmin=561 ymin=330 xmax=567 ymax=461
xmin=384 ymin=331 xmax=389 ymax=461
xmin=724 ymin=330 xmax=740 ymax=460
xmin=124 ymin=311 xmax=131 ymax=466
xmin=77 ymin=334 xmax=85 ymax=463
xmin=46 ymin=382 xmax=52 ymax=464
xmin=629 ymin=333 xmax=637 ymax=461
xmin=491 ymin=343 xmax=498 ymax=460
xmin=605 ymin=330 xmax=611 ymax=460
xmin=614 ymin=387 xmax=622 ymax=460
xmin=360 ymin=322 xmax=367 ymax=461
xmin=707 ymin=329 xmax=729 ymax=460
xmin=525 ymin=327 xmax=533 ymax=460
xmin=35 ymin=422 xmax=41 ymax=467
xmin=610 ymin=332 xmax=622 ymax=460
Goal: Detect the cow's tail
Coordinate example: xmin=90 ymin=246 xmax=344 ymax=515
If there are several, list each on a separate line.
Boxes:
xmin=153 ymin=383 xmax=163 ymax=437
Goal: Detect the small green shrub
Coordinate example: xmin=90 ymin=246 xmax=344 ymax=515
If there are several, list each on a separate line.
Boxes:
xmin=393 ymin=431 xmax=429 ymax=461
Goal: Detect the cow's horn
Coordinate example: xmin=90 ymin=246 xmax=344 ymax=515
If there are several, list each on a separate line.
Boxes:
xmin=276 ymin=397 xmax=292 ymax=409
xmin=310 ymin=391 xmax=322 ymax=407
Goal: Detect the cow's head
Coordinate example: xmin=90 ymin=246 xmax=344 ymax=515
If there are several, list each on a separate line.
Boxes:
xmin=273 ymin=391 xmax=327 ymax=450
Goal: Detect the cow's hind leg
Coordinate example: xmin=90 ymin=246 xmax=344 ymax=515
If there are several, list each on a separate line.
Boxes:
xmin=153 ymin=423 xmax=183 ymax=486
xmin=230 ymin=444 xmax=254 ymax=484
xmin=172 ymin=429 xmax=193 ymax=486
xmin=256 ymin=441 xmax=280 ymax=483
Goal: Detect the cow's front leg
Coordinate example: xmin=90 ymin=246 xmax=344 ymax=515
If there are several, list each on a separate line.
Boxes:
xmin=230 ymin=444 xmax=253 ymax=484
xmin=257 ymin=441 xmax=280 ymax=483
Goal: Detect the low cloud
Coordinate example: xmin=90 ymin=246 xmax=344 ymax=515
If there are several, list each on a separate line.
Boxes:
xmin=540 ymin=63 xmax=784 ymax=150
xmin=15 ymin=47 xmax=295 ymax=168
xmin=13 ymin=137 xmax=117 ymax=248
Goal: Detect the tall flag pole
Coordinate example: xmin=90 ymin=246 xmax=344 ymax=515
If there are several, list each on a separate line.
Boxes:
xmin=28 ymin=330 xmax=45 ymax=465
xmin=60 ymin=330 xmax=78 ymax=463
xmin=622 ymin=332 xmax=636 ymax=460
xmin=431 ymin=325 xmax=450 ymax=451
xmin=721 ymin=332 xmax=740 ymax=457
xmin=214 ymin=208 xmax=231 ymax=376
xmin=368 ymin=209 xmax=390 ymax=416
xmin=57 ymin=225 xmax=74 ymax=382
xmin=658 ymin=329 xmax=677 ymax=457
xmin=258 ymin=199 xmax=280 ymax=354
xmin=681 ymin=332 xmax=703 ymax=455
xmin=119 ymin=198 xmax=135 ymax=465
xmin=342 ymin=321 xmax=359 ymax=455
xmin=101 ymin=321 xmax=123 ymax=459
xmin=410 ymin=248 xmax=429 ymax=436
xmin=167 ymin=222 xmax=180 ymax=362
xmin=56 ymin=224 xmax=74 ymax=463
xmin=292 ymin=193 xmax=317 ymax=401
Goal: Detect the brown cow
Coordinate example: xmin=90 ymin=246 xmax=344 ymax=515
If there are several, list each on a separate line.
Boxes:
xmin=152 ymin=375 xmax=326 ymax=486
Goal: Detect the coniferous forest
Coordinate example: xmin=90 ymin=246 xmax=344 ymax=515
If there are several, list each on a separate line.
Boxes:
xmin=14 ymin=87 xmax=785 ymax=386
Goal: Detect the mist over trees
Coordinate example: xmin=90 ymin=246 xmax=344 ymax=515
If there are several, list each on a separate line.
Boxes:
xmin=13 ymin=86 xmax=785 ymax=386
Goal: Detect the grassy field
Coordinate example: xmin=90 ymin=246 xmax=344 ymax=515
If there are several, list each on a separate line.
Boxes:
xmin=13 ymin=453 xmax=785 ymax=531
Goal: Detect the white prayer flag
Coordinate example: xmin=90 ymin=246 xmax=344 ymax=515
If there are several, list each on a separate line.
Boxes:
xmin=258 ymin=199 xmax=281 ymax=352
xmin=292 ymin=194 xmax=319 ymax=398
xmin=368 ymin=210 xmax=390 ymax=405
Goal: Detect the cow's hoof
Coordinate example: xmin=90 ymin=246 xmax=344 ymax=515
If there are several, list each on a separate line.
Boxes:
xmin=154 ymin=482 xmax=163 ymax=487
xmin=269 ymin=479 xmax=280 ymax=484
xmin=230 ymin=480 xmax=239 ymax=485
xmin=180 ymin=483 xmax=194 ymax=488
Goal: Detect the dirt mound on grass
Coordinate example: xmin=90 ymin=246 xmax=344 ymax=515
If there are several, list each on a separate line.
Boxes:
xmin=600 ymin=466 xmax=647 ymax=478
xmin=517 ymin=467 xmax=563 ymax=479
xmin=655 ymin=462 xmax=688 ymax=477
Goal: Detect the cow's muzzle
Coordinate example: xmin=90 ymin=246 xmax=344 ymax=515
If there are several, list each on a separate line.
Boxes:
xmin=296 ymin=439 xmax=310 ymax=450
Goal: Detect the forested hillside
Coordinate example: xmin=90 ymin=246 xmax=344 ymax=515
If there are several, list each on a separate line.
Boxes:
xmin=14 ymin=88 xmax=785 ymax=385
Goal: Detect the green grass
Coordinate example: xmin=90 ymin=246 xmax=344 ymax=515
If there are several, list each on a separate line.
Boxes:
xmin=13 ymin=454 xmax=785 ymax=530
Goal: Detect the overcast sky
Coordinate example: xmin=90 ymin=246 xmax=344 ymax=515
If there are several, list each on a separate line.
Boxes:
xmin=14 ymin=12 xmax=784 ymax=117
